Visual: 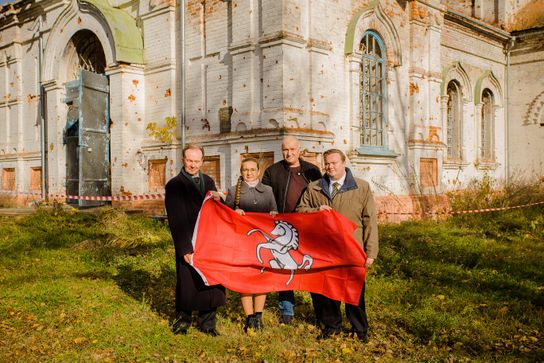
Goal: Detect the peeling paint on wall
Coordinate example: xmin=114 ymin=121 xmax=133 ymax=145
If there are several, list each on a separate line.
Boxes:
xmin=409 ymin=82 xmax=419 ymax=95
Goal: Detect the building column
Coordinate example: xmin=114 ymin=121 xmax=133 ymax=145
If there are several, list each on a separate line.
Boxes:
xmin=106 ymin=64 xmax=146 ymax=196
xmin=407 ymin=0 xmax=445 ymax=194
xmin=42 ymin=80 xmax=66 ymax=196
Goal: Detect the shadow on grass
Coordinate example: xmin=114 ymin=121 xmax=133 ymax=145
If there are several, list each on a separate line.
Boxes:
xmin=73 ymin=269 xmax=114 ymax=281
xmin=221 ymin=289 xmax=318 ymax=325
xmin=112 ymin=261 xmax=319 ymax=328
xmin=113 ymin=263 xmax=177 ymax=320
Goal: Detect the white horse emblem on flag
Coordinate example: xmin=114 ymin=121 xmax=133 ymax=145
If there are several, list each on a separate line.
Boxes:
xmin=247 ymin=220 xmax=314 ymax=285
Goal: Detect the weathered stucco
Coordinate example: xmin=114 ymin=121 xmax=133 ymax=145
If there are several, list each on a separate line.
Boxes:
xmin=0 ymin=0 xmax=542 ymax=216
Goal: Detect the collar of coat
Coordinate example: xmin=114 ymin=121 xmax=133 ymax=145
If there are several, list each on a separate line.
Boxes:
xmin=280 ymin=158 xmax=312 ymax=171
xmin=317 ymin=168 xmax=358 ymax=199
xmin=180 ymin=168 xmax=205 ymax=195
xmin=239 ymin=181 xmax=268 ymax=194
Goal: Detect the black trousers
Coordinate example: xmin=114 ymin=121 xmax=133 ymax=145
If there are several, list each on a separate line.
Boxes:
xmin=311 ymin=284 xmax=368 ymax=336
xmin=176 ymin=308 xmax=217 ymax=332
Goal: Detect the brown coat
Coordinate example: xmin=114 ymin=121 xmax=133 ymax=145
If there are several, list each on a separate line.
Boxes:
xmin=297 ymin=168 xmax=379 ymax=259
xmin=165 ymin=171 xmax=226 ymax=312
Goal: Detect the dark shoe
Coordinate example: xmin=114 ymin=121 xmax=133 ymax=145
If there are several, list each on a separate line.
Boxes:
xmin=358 ymin=334 xmax=368 ymax=343
xmin=171 ymin=315 xmax=190 ymax=335
xmin=244 ymin=314 xmax=256 ymax=332
xmin=201 ymin=328 xmax=220 ymax=337
xmin=355 ymin=331 xmax=368 ymax=343
xmin=254 ymin=312 xmax=264 ymax=330
xmin=280 ymin=314 xmax=293 ymax=325
xmin=349 ymin=330 xmax=368 ymax=342
xmin=318 ymin=328 xmax=341 ymax=340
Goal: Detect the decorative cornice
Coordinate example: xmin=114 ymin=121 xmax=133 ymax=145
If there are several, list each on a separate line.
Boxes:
xmin=105 ymin=63 xmax=145 ymax=76
xmin=139 ymin=3 xmax=174 ymax=21
xmin=444 ymin=10 xmax=510 ymax=43
xmin=228 ymin=41 xmax=257 ymax=54
xmin=306 ymin=38 xmax=331 ymax=53
xmin=189 ymin=127 xmax=335 ymax=146
xmin=259 ymin=31 xmax=306 ymax=47
xmin=140 ymin=142 xmax=180 ymax=153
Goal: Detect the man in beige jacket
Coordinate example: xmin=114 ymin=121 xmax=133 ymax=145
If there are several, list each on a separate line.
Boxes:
xmin=297 ymin=148 xmax=378 ymax=342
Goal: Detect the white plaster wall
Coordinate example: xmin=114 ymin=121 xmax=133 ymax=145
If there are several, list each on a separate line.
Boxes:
xmin=440 ymin=18 xmax=508 ymax=190
xmin=1 ymin=0 xmax=541 ymax=203
xmin=508 ymin=49 xmax=544 ymax=179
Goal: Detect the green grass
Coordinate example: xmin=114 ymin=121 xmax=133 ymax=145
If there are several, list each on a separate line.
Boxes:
xmin=0 ymin=206 xmax=543 ymax=362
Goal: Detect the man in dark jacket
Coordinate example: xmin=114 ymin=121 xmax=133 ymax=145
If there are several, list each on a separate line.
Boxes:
xmin=165 ymin=144 xmax=226 ymax=336
xmin=261 ymin=135 xmax=322 ymax=324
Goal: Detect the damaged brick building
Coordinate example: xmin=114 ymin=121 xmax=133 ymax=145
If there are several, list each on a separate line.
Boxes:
xmin=0 ymin=0 xmax=543 ymax=217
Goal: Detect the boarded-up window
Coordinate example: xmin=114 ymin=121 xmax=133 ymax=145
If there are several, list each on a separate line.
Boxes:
xmin=300 ymin=150 xmax=321 ymax=170
xmin=240 ymin=152 xmax=274 ymax=180
xmin=30 ymin=167 xmax=42 ymax=192
xmin=481 ymin=88 xmax=494 ymax=161
xmin=202 ymin=156 xmax=221 ymax=190
xmin=446 ymin=80 xmax=462 ymax=159
xmin=420 ymin=158 xmax=438 ymax=189
xmin=148 ymin=159 xmax=167 ymax=191
xmin=2 ymin=168 xmax=15 ymax=191
xmin=219 ymin=107 xmax=233 ymax=133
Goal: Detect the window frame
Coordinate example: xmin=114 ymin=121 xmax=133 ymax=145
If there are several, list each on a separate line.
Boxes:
xmin=1 ymin=168 xmax=16 ymax=192
xmin=446 ymin=80 xmax=462 ymax=160
xmin=356 ymin=30 xmax=392 ymax=156
xmin=480 ymin=88 xmax=494 ymax=161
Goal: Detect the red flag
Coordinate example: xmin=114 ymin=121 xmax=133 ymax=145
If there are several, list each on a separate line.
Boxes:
xmin=191 ymin=194 xmax=367 ymax=305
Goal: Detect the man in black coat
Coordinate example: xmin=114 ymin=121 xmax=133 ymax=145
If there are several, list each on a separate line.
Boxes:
xmin=165 ymin=144 xmax=226 ymax=336
xmin=261 ymin=135 xmax=322 ymax=324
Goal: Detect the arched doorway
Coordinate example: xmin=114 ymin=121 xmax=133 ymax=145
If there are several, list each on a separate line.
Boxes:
xmin=64 ymin=30 xmax=110 ymax=207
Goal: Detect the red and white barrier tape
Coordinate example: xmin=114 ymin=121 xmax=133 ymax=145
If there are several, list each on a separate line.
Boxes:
xmin=0 ymin=190 xmax=164 ymax=201
xmin=380 ymin=201 xmax=544 ymax=216
xmin=2 ymin=191 xmax=543 ymax=215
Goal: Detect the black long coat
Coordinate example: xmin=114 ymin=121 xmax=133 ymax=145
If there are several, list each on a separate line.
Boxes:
xmin=165 ymin=171 xmax=226 ymax=312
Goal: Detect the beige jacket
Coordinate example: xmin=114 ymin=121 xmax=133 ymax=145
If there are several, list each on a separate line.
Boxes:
xmin=296 ymin=168 xmax=379 ymax=259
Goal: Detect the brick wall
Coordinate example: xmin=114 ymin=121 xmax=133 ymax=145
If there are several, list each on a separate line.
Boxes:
xmin=0 ymin=0 xmax=540 ymax=212
xmin=375 ymin=194 xmax=450 ymax=223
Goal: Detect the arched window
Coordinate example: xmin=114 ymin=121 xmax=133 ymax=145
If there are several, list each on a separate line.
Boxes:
xmin=360 ymin=31 xmax=387 ymax=150
xmin=446 ymin=81 xmax=462 ymax=159
xmin=480 ymin=88 xmax=494 ymax=160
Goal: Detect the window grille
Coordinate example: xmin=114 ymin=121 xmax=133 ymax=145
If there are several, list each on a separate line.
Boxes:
xmin=359 ymin=31 xmax=386 ymax=149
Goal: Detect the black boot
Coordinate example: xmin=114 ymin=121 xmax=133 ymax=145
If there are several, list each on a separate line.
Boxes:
xmin=254 ymin=312 xmax=264 ymax=330
xmin=171 ymin=312 xmax=191 ymax=335
xmin=244 ymin=314 xmax=256 ymax=332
